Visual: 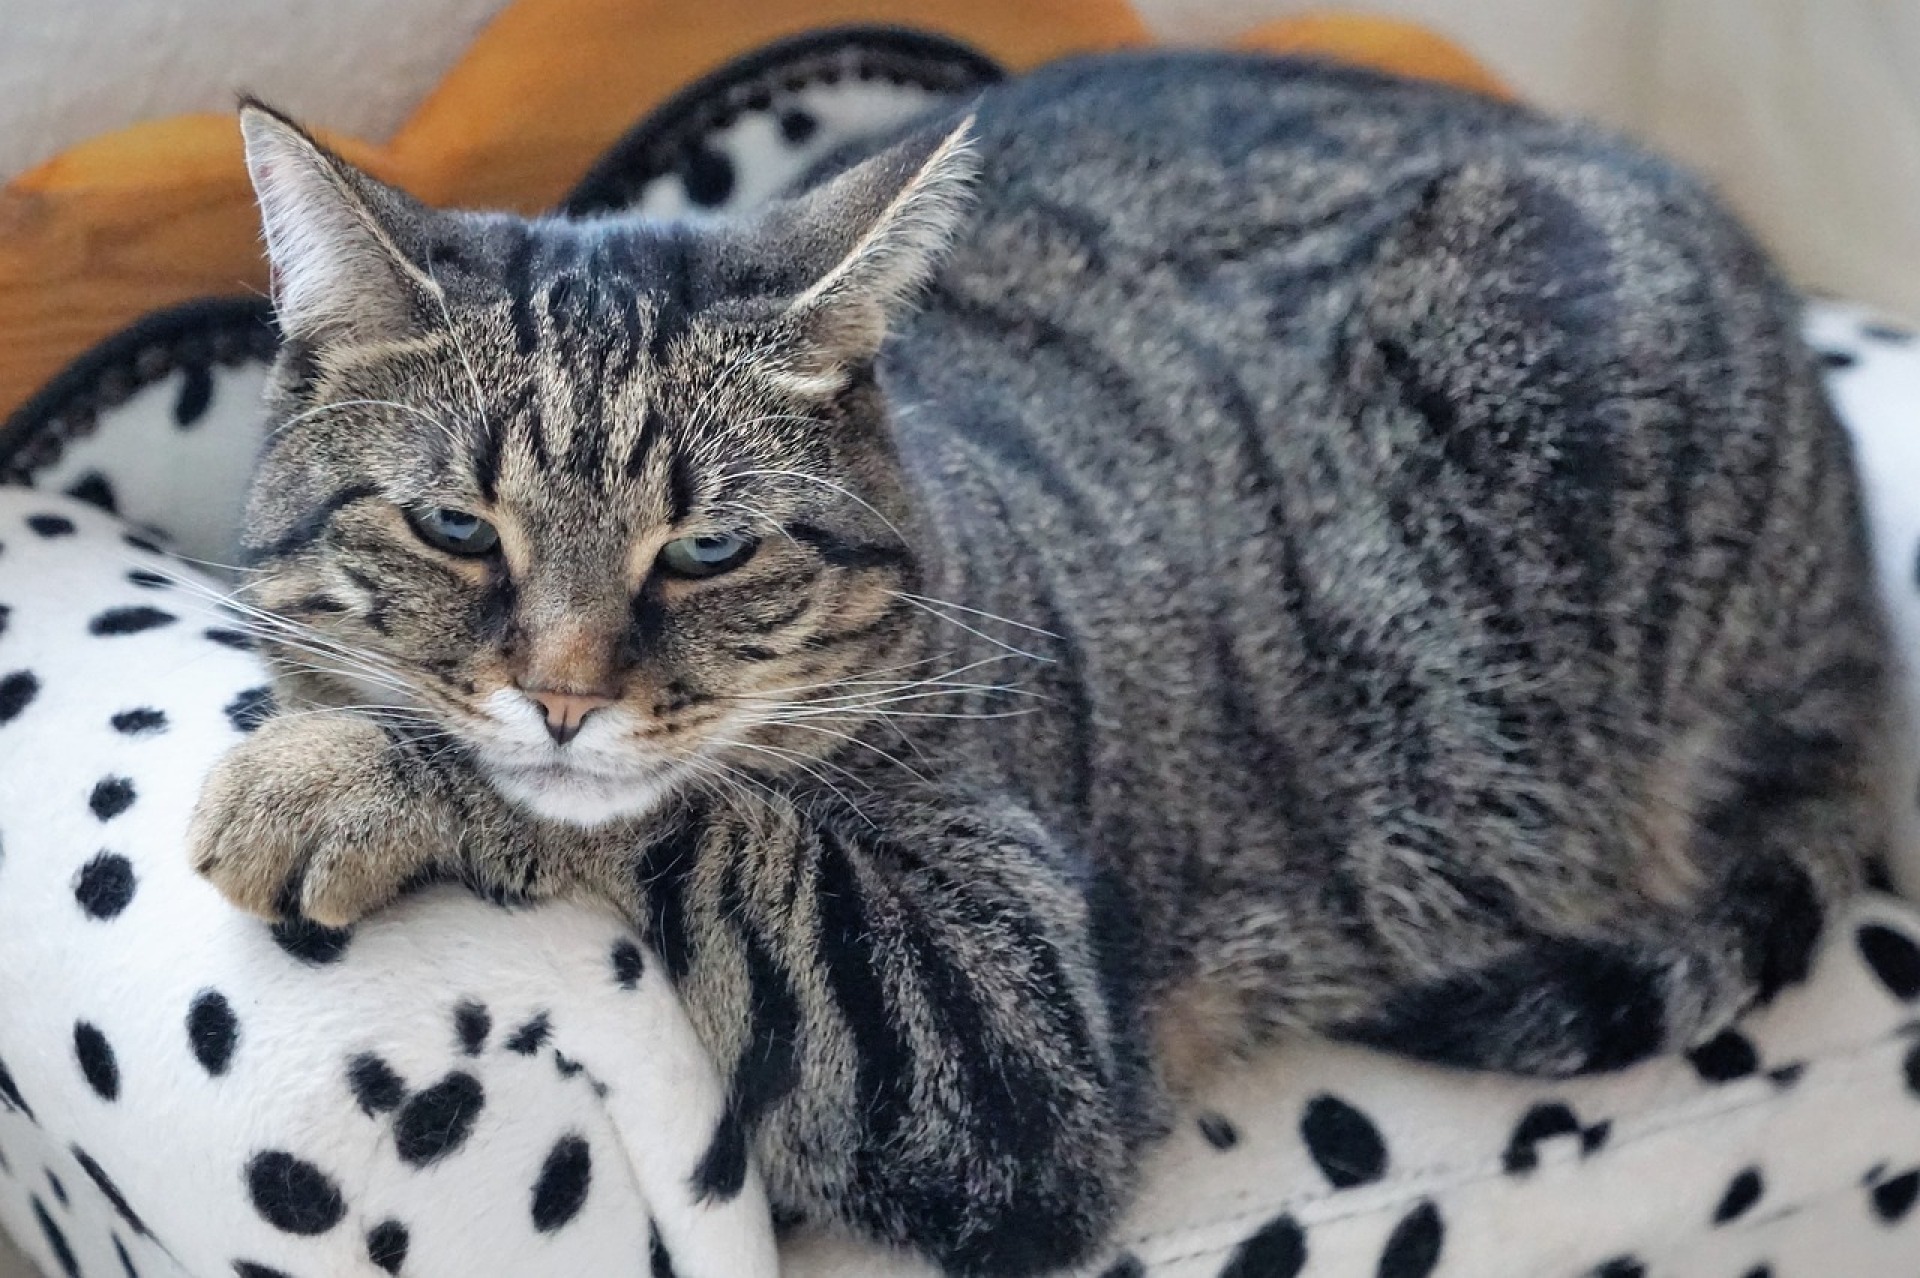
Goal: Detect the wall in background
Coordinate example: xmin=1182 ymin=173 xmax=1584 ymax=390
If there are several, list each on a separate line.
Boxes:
xmin=2 ymin=0 xmax=1916 ymax=313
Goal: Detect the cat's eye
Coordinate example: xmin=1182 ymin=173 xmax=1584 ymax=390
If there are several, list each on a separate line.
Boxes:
xmin=658 ymin=532 xmax=757 ymax=578
xmin=407 ymin=507 xmax=501 ymax=557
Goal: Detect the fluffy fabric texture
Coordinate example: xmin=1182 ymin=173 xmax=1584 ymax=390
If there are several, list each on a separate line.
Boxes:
xmin=0 ymin=306 xmax=1916 ymax=1277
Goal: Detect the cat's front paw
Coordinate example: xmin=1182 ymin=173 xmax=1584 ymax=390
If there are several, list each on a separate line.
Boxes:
xmin=189 ymin=714 xmax=446 ymax=928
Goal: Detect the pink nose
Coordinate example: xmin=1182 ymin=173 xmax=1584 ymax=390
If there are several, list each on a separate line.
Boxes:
xmin=522 ymin=688 xmax=616 ymax=746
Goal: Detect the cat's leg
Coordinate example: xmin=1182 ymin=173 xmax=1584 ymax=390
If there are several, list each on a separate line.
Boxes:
xmin=190 ymin=714 xmax=470 ymax=926
xmin=189 ymin=712 xmax=625 ymax=926
xmin=636 ymin=782 xmax=1159 ymax=1278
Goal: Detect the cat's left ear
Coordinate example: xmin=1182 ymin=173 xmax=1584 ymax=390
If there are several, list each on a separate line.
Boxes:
xmin=761 ymin=116 xmax=979 ymax=396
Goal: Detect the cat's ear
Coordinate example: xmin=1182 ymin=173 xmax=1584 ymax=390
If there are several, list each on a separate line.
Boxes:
xmin=766 ymin=116 xmax=978 ymax=396
xmin=239 ymin=101 xmax=438 ymax=345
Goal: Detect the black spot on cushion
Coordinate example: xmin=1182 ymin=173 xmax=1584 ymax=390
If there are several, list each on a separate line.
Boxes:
xmin=1503 ymin=1102 xmax=1579 ymax=1174
xmin=27 ymin=513 xmax=76 ymax=538
xmin=1714 ymin=1167 xmax=1764 ymax=1224
xmin=393 ymin=1072 xmax=485 ymax=1167
xmin=1819 ymin=348 xmax=1858 ymax=370
xmin=1196 ymin=1111 xmax=1239 ymax=1151
xmin=531 ymin=1134 xmax=592 ymax=1232
xmin=173 ymin=363 xmax=214 ymax=427
xmin=0 ymin=670 xmax=40 ymax=724
xmin=1378 ymin=1201 xmax=1443 ymax=1278
xmin=89 ymin=606 xmax=177 ymax=636
xmin=73 ymin=1147 xmax=149 ymax=1236
xmin=505 ymin=1013 xmax=552 ymax=1056
xmin=1872 ymin=1168 xmax=1920 ymax=1223
xmin=110 ymin=708 xmax=168 ymax=735
xmin=367 ymin=1219 xmax=410 ymax=1274
xmin=1591 ymin=1258 xmax=1647 ymax=1278
xmin=0 ymin=1054 xmax=37 ymax=1120
xmin=1219 ymin=1213 xmax=1306 ymax=1278
xmin=270 ymin=916 xmax=352 ymax=965
xmin=224 ymin=686 xmax=276 ymax=733
xmin=1858 ymin=923 xmax=1920 ymax=999
xmin=246 ymin=1150 xmax=346 ymax=1235
xmin=681 ymin=144 xmax=737 ymax=207
xmin=612 ymin=939 xmax=646 ymax=989
xmin=1688 ymin=1029 xmax=1759 ymax=1083
xmin=90 ymin=775 xmax=137 ymax=821
xmin=347 ymin=1054 xmax=407 ymax=1116
xmin=455 ymin=1000 xmax=492 ymax=1055
xmin=778 ymin=108 xmax=818 ymax=144
xmin=74 ymin=1021 xmax=120 ymax=1100
xmin=1740 ymin=1267 xmax=1773 ymax=1278
xmin=1300 ymin=1093 xmax=1387 ymax=1188
xmin=74 ymin=851 xmax=137 ymax=919
xmin=63 ymin=471 xmax=118 ymax=514
xmin=650 ymin=1222 xmax=682 ymax=1278
xmin=188 ymin=991 xmax=240 ymax=1076
xmin=32 ymin=1196 xmax=79 ymax=1277
xmin=1767 ymin=1062 xmax=1806 ymax=1088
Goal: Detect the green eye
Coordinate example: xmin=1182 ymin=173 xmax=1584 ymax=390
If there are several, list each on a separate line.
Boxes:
xmin=659 ymin=532 xmax=757 ymax=578
xmin=407 ymin=507 xmax=500 ymax=557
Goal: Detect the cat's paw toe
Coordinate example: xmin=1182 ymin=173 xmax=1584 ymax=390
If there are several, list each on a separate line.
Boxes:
xmin=188 ymin=715 xmax=430 ymax=927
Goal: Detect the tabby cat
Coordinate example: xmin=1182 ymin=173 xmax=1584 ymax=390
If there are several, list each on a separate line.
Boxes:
xmin=192 ymin=52 xmax=1893 ymax=1275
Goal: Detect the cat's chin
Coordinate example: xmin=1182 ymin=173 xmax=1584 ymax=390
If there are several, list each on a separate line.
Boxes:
xmin=486 ymin=762 xmax=680 ymax=828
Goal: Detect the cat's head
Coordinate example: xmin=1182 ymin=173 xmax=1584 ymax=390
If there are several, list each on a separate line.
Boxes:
xmin=232 ymin=102 xmax=976 ymax=826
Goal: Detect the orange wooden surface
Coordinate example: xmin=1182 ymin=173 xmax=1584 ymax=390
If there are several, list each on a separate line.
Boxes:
xmin=0 ymin=1 xmax=1505 ymax=425
xmin=1236 ymin=12 xmax=1513 ymax=100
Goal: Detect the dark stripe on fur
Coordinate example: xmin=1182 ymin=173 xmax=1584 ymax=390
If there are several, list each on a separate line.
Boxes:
xmin=242 ymin=483 xmax=379 ymax=564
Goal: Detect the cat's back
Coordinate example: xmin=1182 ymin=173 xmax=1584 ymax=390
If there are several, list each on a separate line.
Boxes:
xmin=875 ymin=48 xmax=1885 ymax=1018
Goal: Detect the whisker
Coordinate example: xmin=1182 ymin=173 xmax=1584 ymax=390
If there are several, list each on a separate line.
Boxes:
xmin=892 ymin=591 xmax=1062 ymax=639
xmin=709 ymin=737 xmax=876 ymax=828
xmin=726 ymin=466 xmax=912 ymax=549
xmin=748 ymin=719 xmax=931 ymax=785
xmin=890 ymin=594 xmax=1054 ymax=665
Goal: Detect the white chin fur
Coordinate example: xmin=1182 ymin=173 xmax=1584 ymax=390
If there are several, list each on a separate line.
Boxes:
xmin=488 ymin=765 xmax=678 ymax=828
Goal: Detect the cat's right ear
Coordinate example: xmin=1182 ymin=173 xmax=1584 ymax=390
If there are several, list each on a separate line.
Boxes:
xmin=238 ymin=101 xmax=437 ymax=346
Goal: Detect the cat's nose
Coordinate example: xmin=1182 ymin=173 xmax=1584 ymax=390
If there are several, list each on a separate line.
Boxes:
xmin=521 ymin=688 xmax=616 ymax=746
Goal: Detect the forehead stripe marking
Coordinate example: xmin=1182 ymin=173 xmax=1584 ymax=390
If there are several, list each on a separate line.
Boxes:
xmin=505 ymin=231 xmax=539 ymax=356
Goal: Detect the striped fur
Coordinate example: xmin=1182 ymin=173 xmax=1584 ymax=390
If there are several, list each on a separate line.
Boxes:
xmin=193 ymin=55 xmax=1894 ymax=1273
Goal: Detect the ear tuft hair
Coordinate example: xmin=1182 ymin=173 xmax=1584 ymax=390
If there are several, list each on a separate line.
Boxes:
xmin=238 ymin=103 xmax=436 ymax=344
xmin=769 ymin=116 xmax=979 ymax=397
